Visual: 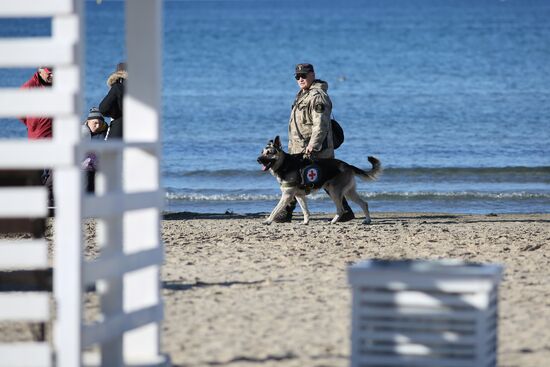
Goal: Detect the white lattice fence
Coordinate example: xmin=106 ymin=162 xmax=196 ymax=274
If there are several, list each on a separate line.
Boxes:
xmin=0 ymin=1 xmax=167 ymax=366
xmin=0 ymin=1 xmax=83 ymax=366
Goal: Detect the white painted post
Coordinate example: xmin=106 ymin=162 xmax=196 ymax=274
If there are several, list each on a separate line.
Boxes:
xmin=124 ymin=1 xmax=165 ymax=364
xmin=97 ymin=150 xmax=124 ymax=366
xmin=52 ymin=1 xmax=85 ymax=366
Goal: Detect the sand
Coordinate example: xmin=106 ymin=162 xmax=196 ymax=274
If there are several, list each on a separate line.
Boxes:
xmin=2 ymin=212 xmax=549 ymax=367
xmin=160 ymin=212 xmax=550 ymax=367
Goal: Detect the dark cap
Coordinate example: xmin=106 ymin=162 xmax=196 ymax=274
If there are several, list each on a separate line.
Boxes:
xmin=116 ymin=62 xmax=127 ymax=72
xmin=87 ymin=107 xmax=105 ymax=121
xmin=295 ymin=63 xmax=314 ymax=74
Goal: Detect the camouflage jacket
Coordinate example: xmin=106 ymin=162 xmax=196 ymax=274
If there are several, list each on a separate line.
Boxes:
xmin=288 ymin=80 xmax=334 ymax=159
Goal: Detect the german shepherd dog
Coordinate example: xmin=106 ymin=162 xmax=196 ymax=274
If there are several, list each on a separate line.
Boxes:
xmin=257 ymin=136 xmax=381 ymax=225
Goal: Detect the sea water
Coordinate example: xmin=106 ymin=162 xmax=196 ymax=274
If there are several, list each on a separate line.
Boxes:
xmin=1 ymin=0 xmax=549 ymax=214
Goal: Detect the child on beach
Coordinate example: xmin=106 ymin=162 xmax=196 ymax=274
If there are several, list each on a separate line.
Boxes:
xmin=81 ymin=107 xmax=109 ymax=193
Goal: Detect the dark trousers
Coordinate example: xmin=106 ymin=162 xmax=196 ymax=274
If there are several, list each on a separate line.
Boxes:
xmin=109 ymin=119 xmax=123 ymax=139
xmin=85 ymin=170 xmax=96 ymax=193
xmin=41 ymin=169 xmax=54 ymax=207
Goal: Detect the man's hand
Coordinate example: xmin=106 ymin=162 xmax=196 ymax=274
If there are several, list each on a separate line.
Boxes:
xmin=305 ymin=145 xmax=314 ymax=155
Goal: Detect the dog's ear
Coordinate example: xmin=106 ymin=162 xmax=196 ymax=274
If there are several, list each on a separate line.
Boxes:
xmin=273 ymin=136 xmax=281 ymax=148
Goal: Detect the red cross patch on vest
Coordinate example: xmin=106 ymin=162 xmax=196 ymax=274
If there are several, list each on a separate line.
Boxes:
xmin=303 ymin=164 xmax=321 ymax=185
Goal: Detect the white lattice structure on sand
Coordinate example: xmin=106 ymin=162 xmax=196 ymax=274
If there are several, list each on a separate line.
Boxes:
xmin=348 ymin=259 xmax=502 ymax=367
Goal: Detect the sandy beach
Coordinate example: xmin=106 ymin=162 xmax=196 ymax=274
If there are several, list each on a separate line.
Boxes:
xmin=2 ymin=211 xmax=549 ymax=367
xmin=159 ymin=212 xmax=550 ymax=367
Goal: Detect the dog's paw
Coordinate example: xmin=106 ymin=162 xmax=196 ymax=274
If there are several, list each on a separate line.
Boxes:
xmin=303 ymin=220 xmax=309 ymax=225
xmin=263 ymin=220 xmax=272 ymax=225
xmin=362 ymin=217 xmax=372 ymax=225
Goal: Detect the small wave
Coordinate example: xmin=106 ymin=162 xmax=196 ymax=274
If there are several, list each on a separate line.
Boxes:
xmin=163 ymin=166 xmax=550 ymax=180
xmin=385 ymin=166 xmax=550 ymax=178
xmin=166 ymin=192 xmax=278 ymax=201
xmin=164 ymin=169 xmax=261 ymax=178
xmin=166 ymin=190 xmax=550 ymax=202
xmin=373 ymin=191 xmax=550 ymax=201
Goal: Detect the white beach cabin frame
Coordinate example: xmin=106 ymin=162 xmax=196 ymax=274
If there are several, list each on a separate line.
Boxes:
xmin=0 ymin=1 xmax=167 ymax=366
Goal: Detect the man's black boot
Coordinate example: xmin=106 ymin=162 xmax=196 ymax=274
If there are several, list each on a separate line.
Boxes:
xmin=336 ymin=198 xmax=355 ymax=222
xmin=273 ymin=200 xmax=296 ymax=223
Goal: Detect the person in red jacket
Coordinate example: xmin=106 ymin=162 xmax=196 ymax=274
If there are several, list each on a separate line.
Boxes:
xmin=20 ymin=67 xmax=55 ymax=207
xmin=20 ymin=67 xmax=53 ymax=139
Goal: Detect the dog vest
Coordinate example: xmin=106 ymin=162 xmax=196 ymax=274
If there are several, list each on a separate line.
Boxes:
xmin=278 ymin=154 xmax=340 ymax=193
xmin=302 ymin=163 xmax=322 ymax=186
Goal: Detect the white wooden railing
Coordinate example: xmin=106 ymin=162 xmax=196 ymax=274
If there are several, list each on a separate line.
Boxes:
xmin=0 ymin=1 xmax=168 ymax=366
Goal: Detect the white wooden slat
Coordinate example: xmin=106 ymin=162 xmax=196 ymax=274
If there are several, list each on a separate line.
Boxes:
xmin=0 ymin=187 xmax=47 ymax=218
xmin=53 ymin=15 xmax=80 ymax=44
xmin=124 ymin=2 xmax=164 ymax=361
xmin=83 ymin=191 xmax=164 ymax=218
xmin=0 ymin=343 xmax=51 ymax=367
xmin=361 ymin=330 xmax=477 ymax=346
xmin=124 ymin=148 xmax=161 ymax=192
xmin=94 ymin=140 xmax=125 ymax=365
xmin=357 ymin=303 xmax=497 ymax=321
xmin=362 ymin=342 xmax=475 ymax=357
xmin=125 ymin=0 xmax=162 ymax=143
xmin=354 ymin=354 xmax=475 ymax=367
xmin=357 ymin=306 xmax=480 ymax=321
xmin=78 ymin=141 xmax=160 ymax=155
xmin=53 ymin=65 xmax=81 ymax=93
xmin=124 ymin=96 xmax=160 ymax=142
xmin=53 ymin=116 xmax=82 ymax=144
xmin=0 ymin=0 xmax=72 ymax=17
xmin=53 ymin=167 xmax=83 ymax=367
xmin=351 ymin=275 xmax=498 ymax=293
xmin=0 ymin=89 xmax=75 ymax=117
xmin=0 ymin=140 xmax=75 ymax=169
xmin=82 ymin=304 xmax=163 ymax=348
xmin=0 ymin=38 xmax=75 ymax=67
xmin=0 ymin=292 xmax=49 ymax=321
xmin=358 ymin=318 xmax=476 ymax=332
xmin=83 ymin=247 xmax=163 ymax=286
xmin=124 ymin=266 xmax=161 ymax=314
xmin=357 ymin=290 xmax=489 ymax=309
xmin=0 ymin=240 xmax=48 ymax=270
xmin=124 ymin=209 xmax=160 ymax=253
xmin=81 ymin=350 xmax=168 ymax=367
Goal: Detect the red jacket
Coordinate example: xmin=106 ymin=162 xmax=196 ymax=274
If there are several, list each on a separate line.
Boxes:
xmin=20 ymin=72 xmax=53 ymax=139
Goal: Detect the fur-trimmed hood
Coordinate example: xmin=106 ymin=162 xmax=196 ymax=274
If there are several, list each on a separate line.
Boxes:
xmin=106 ymin=70 xmax=127 ymax=87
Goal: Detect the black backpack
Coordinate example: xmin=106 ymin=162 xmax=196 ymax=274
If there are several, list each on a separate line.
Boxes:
xmin=331 ymin=118 xmax=344 ymax=149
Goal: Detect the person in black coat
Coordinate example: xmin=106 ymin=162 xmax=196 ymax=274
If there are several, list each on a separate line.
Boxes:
xmin=99 ymin=62 xmax=126 ymax=138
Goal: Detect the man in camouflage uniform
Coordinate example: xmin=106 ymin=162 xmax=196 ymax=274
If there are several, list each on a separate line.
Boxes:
xmin=274 ymin=63 xmax=355 ymax=222
xmin=289 ymin=63 xmax=335 ymax=158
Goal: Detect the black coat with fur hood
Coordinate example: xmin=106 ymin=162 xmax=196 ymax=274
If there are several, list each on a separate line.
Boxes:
xmin=99 ymin=70 xmax=126 ymax=138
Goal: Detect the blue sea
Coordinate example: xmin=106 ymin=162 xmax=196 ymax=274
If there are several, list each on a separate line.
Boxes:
xmin=1 ymin=0 xmax=549 ymax=215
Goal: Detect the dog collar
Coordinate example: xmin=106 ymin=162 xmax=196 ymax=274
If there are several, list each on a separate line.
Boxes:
xmin=281 ymin=181 xmax=298 ymax=188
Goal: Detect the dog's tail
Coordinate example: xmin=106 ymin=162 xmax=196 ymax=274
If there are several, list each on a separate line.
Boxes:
xmin=351 ymin=156 xmax=382 ymax=181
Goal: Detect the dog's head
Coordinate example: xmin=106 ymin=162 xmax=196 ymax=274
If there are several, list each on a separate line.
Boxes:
xmin=257 ymin=136 xmax=284 ymax=171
